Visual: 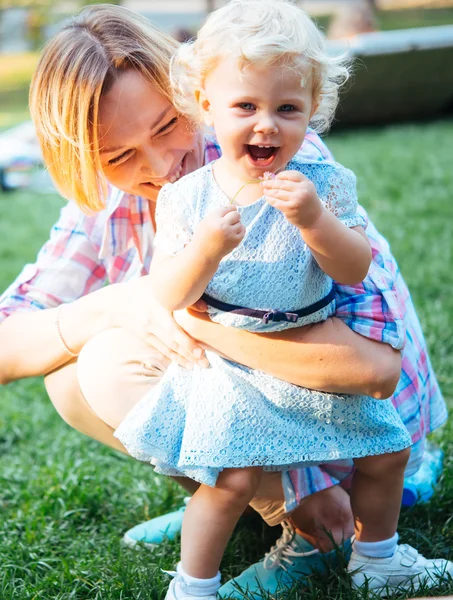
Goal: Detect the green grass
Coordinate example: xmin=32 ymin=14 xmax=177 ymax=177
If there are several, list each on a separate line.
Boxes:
xmin=0 ymin=121 xmax=453 ymax=598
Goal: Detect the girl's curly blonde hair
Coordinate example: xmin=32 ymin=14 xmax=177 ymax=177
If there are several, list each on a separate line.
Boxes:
xmin=171 ymin=0 xmax=350 ymax=133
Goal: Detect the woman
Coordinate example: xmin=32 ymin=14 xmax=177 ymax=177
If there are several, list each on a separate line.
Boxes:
xmin=0 ymin=4 xmax=446 ymax=596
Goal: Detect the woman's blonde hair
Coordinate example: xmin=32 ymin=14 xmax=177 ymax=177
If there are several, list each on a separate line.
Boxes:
xmin=30 ymin=4 xmax=178 ymax=212
xmin=171 ymin=0 xmax=350 ymax=133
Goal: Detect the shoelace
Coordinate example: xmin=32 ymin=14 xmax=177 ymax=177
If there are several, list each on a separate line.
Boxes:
xmin=263 ymin=521 xmax=320 ymax=572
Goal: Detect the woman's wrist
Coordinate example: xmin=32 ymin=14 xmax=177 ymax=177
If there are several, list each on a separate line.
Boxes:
xmin=57 ymin=285 xmax=115 ymax=355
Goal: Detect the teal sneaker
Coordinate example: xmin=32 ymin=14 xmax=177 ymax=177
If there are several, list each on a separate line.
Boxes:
xmin=219 ymin=522 xmax=350 ymax=599
xmin=123 ymin=499 xmax=189 ymax=549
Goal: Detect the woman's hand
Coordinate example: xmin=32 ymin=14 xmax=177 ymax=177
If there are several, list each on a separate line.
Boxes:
xmin=108 ymin=277 xmax=209 ymax=369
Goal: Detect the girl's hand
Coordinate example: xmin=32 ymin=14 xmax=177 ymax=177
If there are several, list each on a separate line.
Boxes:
xmin=108 ymin=277 xmax=209 ymax=369
xmin=193 ymin=205 xmax=246 ymax=261
xmin=262 ymin=170 xmax=325 ymax=230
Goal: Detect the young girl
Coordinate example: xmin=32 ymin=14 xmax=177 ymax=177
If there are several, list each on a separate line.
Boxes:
xmin=115 ymin=1 xmax=452 ymax=597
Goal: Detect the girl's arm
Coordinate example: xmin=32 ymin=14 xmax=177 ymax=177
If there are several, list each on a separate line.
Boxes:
xmin=263 ymin=171 xmax=371 ymax=285
xmin=300 ymin=216 xmax=371 ymax=284
xmin=150 ymin=205 xmax=245 ymax=311
xmin=175 ymin=309 xmax=401 ymax=399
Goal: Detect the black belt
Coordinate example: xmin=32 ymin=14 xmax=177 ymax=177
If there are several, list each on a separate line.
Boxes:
xmin=201 ymin=287 xmax=335 ymax=325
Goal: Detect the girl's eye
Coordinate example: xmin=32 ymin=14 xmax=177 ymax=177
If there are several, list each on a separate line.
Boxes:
xmin=278 ymin=104 xmax=297 ymax=112
xmin=108 ymin=150 xmax=131 ymax=166
xmin=238 ymin=102 xmax=255 ymax=111
xmin=157 ymin=116 xmax=178 ymax=135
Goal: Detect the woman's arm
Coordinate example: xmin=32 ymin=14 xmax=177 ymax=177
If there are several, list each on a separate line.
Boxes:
xmin=175 ymin=309 xmax=401 ymax=399
xmin=0 ymin=289 xmax=110 ymax=384
xmin=0 ymin=279 xmax=209 ymax=385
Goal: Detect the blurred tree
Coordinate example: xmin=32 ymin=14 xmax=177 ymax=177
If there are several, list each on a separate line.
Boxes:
xmin=0 ymin=0 xmax=118 ymax=7
xmin=0 ymin=0 xmax=119 ymax=50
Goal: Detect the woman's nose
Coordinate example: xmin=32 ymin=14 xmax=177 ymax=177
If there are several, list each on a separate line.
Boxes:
xmin=254 ymin=113 xmax=279 ymax=135
xmin=140 ymin=146 xmax=172 ymax=179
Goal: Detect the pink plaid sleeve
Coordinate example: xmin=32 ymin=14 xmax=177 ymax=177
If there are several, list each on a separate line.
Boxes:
xmin=0 ymin=202 xmax=107 ymax=323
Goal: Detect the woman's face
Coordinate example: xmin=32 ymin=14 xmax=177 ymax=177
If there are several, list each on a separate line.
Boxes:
xmin=98 ymin=69 xmax=204 ymax=201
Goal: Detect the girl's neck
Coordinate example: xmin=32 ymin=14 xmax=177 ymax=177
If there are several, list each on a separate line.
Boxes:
xmin=212 ymin=158 xmax=263 ymax=206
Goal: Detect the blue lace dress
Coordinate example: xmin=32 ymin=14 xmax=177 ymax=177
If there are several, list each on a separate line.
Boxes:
xmin=115 ymin=158 xmax=411 ymax=486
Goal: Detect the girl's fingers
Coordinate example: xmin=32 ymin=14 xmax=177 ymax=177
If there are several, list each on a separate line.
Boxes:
xmin=275 ymin=170 xmax=307 ymax=183
xmin=264 ymin=187 xmax=292 ymax=201
xmin=231 ymin=222 xmax=245 ymax=234
xmin=223 ymin=210 xmax=242 ymax=225
xmin=262 ymin=179 xmax=299 ymax=193
xmin=219 ymin=204 xmax=238 ymax=216
xmin=265 ymin=196 xmax=285 ymax=212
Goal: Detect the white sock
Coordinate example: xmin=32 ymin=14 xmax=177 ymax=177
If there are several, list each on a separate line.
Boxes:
xmin=175 ymin=563 xmax=221 ymax=597
xmin=353 ymin=533 xmax=399 ymax=559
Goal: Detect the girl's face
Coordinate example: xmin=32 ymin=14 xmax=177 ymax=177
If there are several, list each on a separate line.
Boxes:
xmin=200 ymin=57 xmax=318 ymax=182
xmin=98 ymin=69 xmax=204 ymax=201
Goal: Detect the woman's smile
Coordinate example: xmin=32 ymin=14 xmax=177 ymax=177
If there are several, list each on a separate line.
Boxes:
xmin=142 ymin=155 xmax=186 ymax=189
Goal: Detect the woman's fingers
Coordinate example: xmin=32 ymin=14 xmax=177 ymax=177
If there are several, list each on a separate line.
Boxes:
xmin=146 ymin=335 xmax=194 ymax=370
xmin=188 ymin=299 xmax=208 ymax=312
xmin=154 ymin=316 xmax=209 ymax=367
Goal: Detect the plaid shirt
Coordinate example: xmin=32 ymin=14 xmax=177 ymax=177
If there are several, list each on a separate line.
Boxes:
xmin=0 ymin=130 xmax=446 ymax=504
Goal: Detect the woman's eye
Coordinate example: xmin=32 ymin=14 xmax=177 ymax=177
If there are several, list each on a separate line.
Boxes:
xmin=157 ymin=117 xmax=178 ymax=134
xmin=278 ymin=104 xmax=297 ymax=112
xmin=238 ymin=103 xmax=255 ymax=111
xmin=108 ymin=151 xmax=130 ymax=166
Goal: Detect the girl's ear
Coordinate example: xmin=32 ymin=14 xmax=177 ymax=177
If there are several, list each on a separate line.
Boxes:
xmin=195 ymin=88 xmax=213 ymax=126
xmin=310 ymin=95 xmax=320 ymax=119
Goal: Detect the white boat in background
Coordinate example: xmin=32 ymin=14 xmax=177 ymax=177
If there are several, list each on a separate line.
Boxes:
xmin=328 ymin=24 xmax=453 ymax=126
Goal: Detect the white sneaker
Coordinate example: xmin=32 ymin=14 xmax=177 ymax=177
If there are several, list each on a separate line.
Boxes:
xmin=348 ymin=543 xmax=453 ymax=596
xmin=164 ymin=573 xmax=218 ymax=600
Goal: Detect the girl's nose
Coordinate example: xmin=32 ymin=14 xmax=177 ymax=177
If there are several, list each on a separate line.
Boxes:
xmin=254 ymin=114 xmax=279 ymax=135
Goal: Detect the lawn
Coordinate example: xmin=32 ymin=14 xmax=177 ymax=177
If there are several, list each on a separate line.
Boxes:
xmin=0 ymin=120 xmax=452 ymax=599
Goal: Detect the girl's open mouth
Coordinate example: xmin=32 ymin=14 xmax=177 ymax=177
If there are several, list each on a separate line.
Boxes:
xmin=246 ymin=145 xmax=279 ymax=168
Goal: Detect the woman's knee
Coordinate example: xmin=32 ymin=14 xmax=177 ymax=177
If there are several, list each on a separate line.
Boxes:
xmin=45 ymin=360 xmax=84 ymax=429
xmin=77 ymin=328 xmax=166 ymax=429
